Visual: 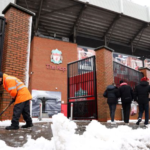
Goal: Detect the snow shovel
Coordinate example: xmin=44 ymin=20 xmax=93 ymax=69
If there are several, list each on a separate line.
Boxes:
xmin=0 ymin=99 xmax=14 ymax=116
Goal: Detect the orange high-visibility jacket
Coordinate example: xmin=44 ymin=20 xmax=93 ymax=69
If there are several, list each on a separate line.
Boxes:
xmin=3 ymin=74 xmax=32 ymax=105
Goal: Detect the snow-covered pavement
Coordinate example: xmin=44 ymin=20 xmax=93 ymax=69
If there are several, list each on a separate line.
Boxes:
xmin=0 ymin=114 xmax=150 ymax=150
xmin=0 ymin=121 xmax=53 ymax=148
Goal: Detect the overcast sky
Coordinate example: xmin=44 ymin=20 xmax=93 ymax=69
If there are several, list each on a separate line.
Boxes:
xmin=131 ymin=0 xmax=150 ymax=6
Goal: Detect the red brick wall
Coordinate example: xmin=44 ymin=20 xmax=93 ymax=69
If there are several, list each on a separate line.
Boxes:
xmin=0 ymin=7 xmax=31 ymax=120
xmin=29 ymin=37 xmax=77 ymax=104
xmin=95 ymin=47 xmax=139 ymax=122
xmin=114 ymin=105 xmax=122 ymax=120
xmin=95 ymin=47 xmax=114 ymax=122
xmin=114 ymin=104 xmax=139 ymax=121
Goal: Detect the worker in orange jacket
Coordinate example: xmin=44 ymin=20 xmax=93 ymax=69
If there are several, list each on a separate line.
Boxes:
xmin=0 ymin=72 xmax=33 ymax=130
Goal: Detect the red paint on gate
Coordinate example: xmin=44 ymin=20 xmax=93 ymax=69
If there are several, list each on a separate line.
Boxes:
xmin=61 ymin=104 xmax=67 ymax=117
xmin=69 ymin=72 xmax=95 ymax=102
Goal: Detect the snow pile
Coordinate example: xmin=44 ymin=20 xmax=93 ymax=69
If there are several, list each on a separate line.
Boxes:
xmin=0 ymin=136 xmax=54 ymax=150
xmin=23 ymin=136 xmax=54 ymax=150
xmin=81 ymin=121 xmax=150 ymax=150
xmin=51 ymin=114 xmax=150 ymax=150
xmin=51 ymin=113 xmax=77 ymax=150
xmin=0 ymin=120 xmax=13 ymax=127
xmin=0 ymin=113 xmax=150 ymax=150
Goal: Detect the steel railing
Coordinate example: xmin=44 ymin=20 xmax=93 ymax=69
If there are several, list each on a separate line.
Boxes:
xmin=113 ymin=61 xmax=143 ymax=88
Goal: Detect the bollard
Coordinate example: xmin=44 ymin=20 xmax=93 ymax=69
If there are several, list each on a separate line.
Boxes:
xmin=39 ymin=102 xmax=42 ymax=121
xmin=70 ymin=103 xmax=73 ymax=120
xmin=30 ymin=100 xmax=32 ymax=118
xmin=121 ymin=108 xmax=124 ymax=121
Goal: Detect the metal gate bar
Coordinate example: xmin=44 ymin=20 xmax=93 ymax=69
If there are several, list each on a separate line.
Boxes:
xmin=67 ymin=56 xmax=97 ymax=119
xmin=113 ymin=61 xmax=143 ymax=88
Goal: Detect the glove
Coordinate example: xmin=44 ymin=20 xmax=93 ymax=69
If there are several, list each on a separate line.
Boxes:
xmin=12 ymin=98 xmax=16 ymax=103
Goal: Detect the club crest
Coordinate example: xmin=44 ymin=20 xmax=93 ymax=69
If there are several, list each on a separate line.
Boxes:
xmin=51 ymin=49 xmax=63 ymax=64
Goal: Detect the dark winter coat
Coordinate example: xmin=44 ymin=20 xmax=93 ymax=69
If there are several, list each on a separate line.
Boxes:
xmin=103 ymin=85 xmax=120 ymax=104
xmin=119 ymin=83 xmax=133 ymax=104
xmin=134 ymin=81 xmax=150 ymax=104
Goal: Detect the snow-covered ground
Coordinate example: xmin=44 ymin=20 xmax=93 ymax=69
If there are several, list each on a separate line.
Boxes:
xmin=0 ymin=118 xmax=52 ymax=127
xmin=0 ymin=114 xmax=150 ymax=150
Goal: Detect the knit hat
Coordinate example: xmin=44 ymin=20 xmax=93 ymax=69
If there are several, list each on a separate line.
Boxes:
xmin=0 ymin=72 xmax=3 ymax=78
xmin=120 ymin=80 xmax=124 ymax=84
xmin=141 ymin=77 xmax=149 ymax=81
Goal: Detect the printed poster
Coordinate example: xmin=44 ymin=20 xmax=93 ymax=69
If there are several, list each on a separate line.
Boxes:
xmin=32 ymin=90 xmax=61 ymax=117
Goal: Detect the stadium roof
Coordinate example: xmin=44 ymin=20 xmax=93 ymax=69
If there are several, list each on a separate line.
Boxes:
xmin=14 ymin=0 xmax=150 ymax=58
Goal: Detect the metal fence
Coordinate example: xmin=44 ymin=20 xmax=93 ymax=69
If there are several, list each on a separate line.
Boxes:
xmin=67 ymin=56 xmax=97 ymax=119
xmin=113 ymin=61 xmax=143 ymax=88
xmin=0 ymin=16 xmax=5 ymax=71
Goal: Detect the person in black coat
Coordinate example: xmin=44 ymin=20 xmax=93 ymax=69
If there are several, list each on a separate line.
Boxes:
xmin=103 ymin=83 xmax=120 ymax=124
xmin=134 ymin=77 xmax=150 ymax=126
xmin=119 ymin=80 xmax=133 ymax=125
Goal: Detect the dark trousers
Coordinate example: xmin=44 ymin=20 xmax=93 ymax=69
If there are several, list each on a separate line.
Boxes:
xmin=122 ymin=103 xmax=131 ymax=123
xmin=138 ymin=103 xmax=149 ymax=125
xmin=108 ymin=104 xmax=116 ymax=122
xmin=11 ymin=100 xmax=32 ymax=127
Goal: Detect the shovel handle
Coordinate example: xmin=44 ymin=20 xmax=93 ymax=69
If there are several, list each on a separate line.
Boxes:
xmin=0 ymin=99 xmax=14 ymax=117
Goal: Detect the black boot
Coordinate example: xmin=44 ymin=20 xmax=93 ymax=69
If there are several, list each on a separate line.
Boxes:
xmin=144 ymin=124 xmax=148 ymax=128
xmin=5 ymin=125 xmax=19 ymax=130
xmin=21 ymin=123 xmax=33 ymax=128
xmin=136 ymin=118 xmax=141 ymax=125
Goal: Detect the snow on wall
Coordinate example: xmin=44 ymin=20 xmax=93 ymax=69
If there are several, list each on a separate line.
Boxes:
xmin=0 ymin=0 xmax=15 ymax=16
xmin=25 ymin=16 xmax=32 ymax=87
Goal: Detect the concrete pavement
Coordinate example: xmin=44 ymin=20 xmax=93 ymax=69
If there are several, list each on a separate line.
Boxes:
xmin=0 ymin=121 xmax=149 ymax=147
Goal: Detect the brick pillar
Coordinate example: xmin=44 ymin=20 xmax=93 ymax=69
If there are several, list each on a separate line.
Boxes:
xmin=139 ymin=68 xmax=150 ymax=81
xmin=95 ymin=46 xmax=114 ymax=122
xmin=0 ymin=3 xmax=34 ymax=120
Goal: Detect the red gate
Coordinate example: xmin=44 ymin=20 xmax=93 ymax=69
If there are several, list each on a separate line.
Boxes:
xmin=67 ymin=56 xmax=97 ymax=119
